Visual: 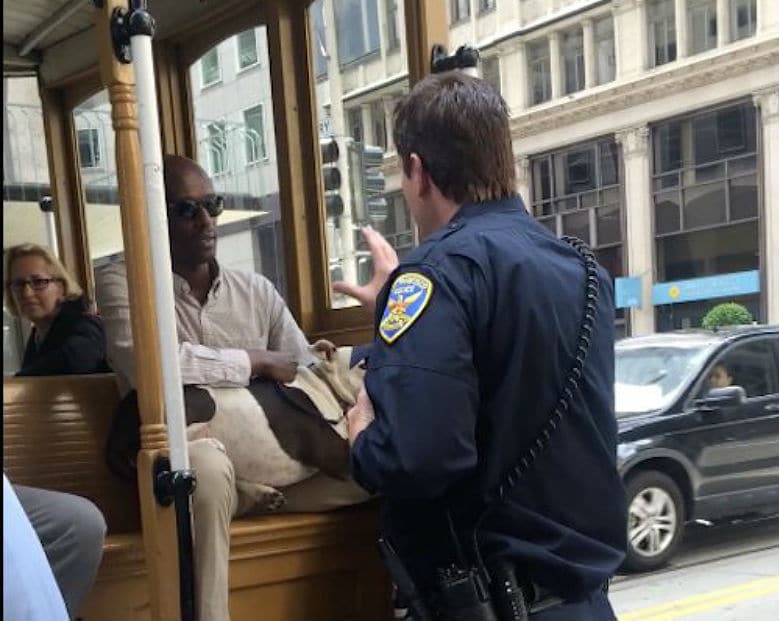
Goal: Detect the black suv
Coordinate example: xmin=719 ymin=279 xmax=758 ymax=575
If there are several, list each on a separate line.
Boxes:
xmin=615 ymin=325 xmax=779 ymax=572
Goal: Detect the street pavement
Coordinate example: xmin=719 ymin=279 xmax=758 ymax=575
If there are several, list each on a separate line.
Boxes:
xmin=610 ymin=516 xmax=779 ymax=621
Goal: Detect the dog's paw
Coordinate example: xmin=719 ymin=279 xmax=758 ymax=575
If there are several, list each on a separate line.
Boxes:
xmin=236 ymin=480 xmax=286 ymax=514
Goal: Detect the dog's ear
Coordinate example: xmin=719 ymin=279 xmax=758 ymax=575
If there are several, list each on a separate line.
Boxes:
xmin=310 ymin=339 xmax=337 ymax=362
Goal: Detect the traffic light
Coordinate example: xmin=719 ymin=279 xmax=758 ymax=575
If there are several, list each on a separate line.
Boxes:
xmin=361 ymin=144 xmax=387 ymax=224
xmin=320 ymin=138 xmax=344 ymax=218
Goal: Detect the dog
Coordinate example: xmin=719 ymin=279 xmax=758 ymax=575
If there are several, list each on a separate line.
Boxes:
xmin=106 ymin=340 xmax=369 ymax=512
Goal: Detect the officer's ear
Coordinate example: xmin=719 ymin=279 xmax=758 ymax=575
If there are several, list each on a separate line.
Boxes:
xmin=408 ymin=153 xmax=430 ymax=196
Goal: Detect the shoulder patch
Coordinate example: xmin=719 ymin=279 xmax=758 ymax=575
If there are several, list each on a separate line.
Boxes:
xmin=379 ymin=272 xmax=433 ymax=344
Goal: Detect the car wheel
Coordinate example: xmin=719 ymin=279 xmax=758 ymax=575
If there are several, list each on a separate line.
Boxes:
xmin=622 ymin=470 xmax=686 ymax=572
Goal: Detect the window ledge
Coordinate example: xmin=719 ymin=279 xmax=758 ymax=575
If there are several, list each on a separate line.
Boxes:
xmin=237 ymin=62 xmax=261 ymax=75
xmin=201 ymin=79 xmax=223 ymax=91
xmin=339 ymin=49 xmax=381 ymax=70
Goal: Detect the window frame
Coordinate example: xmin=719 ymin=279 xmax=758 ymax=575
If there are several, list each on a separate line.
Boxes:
xmin=594 ymin=15 xmax=616 ymax=85
xmin=527 ymin=38 xmax=552 ymax=106
xmin=386 ymin=0 xmax=401 ymax=50
xmin=688 ymin=0 xmax=718 ymax=55
xmin=449 ymin=0 xmax=471 ymax=25
xmin=242 ymin=104 xmax=268 ymax=165
xmin=561 ymin=27 xmax=585 ymax=95
xmin=236 ymin=29 xmax=261 ymax=72
xmin=648 ymin=0 xmax=677 ymax=67
xmin=335 ymin=0 xmax=382 ymax=67
xmin=651 ymin=101 xmax=758 ymax=239
xmin=200 ymin=46 xmax=222 ymax=88
xmin=76 ymin=127 xmax=103 ymax=170
xmin=529 ymin=138 xmax=625 ymax=254
xmin=730 ymin=0 xmax=757 ymax=41
xmin=205 ymin=120 xmax=229 ymax=176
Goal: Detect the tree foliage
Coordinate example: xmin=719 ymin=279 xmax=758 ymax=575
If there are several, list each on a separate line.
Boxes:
xmin=701 ymin=303 xmax=753 ymax=329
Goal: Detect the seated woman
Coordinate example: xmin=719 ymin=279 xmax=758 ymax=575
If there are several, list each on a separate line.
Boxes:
xmin=5 ymin=242 xmax=109 ymax=375
xmin=4 ymin=243 xmax=108 ymax=619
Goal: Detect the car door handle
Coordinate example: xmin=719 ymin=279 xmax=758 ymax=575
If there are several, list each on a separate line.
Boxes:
xmin=765 ymin=404 xmax=779 ymax=412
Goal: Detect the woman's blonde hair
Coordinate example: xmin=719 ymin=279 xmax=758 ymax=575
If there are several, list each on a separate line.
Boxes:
xmin=4 ymin=243 xmax=83 ymax=317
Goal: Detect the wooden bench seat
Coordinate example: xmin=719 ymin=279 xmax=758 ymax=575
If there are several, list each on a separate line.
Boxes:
xmin=4 ymin=375 xmax=391 ymax=621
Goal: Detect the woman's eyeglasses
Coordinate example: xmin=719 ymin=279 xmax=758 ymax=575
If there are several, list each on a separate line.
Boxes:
xmin=9 ymin=277 xmax=60 ymax=293
xmin=168 ymin=195 xmax=225 ymax=219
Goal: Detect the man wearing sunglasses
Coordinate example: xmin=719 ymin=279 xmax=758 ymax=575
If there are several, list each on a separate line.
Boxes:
xmin=95 ymin=154 xmax=318 ymax=621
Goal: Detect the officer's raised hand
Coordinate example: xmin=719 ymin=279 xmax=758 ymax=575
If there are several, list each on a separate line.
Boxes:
xmin=332 ymin=225 xmax=399 ymax=314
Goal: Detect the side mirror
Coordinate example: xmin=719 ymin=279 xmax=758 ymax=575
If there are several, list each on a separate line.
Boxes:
xmin=693 ymin=386 xmax=747 ymax=411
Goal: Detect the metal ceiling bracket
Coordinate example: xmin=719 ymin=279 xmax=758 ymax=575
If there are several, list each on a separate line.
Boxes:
xmin=111 ymin=6 xmax=132 ymax=64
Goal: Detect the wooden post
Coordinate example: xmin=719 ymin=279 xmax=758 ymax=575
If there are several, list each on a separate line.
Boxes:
xmin=94 ymin=2 xmax=181 ymax=619
xmin=403 ymin=0 xmax=449 ymax=85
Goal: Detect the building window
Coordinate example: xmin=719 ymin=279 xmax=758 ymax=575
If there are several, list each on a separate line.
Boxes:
xmin=347 ymin=108 xmax=363 ymax=143
xmin=689 ymin=0 xmax=717 ymax=55
xmin=561 ymin=28 xmax=585 ymax=94
xmin=335 ymin=0 xmax=380 ymax=65
xmin=450 ymin=0 xmax=471 ymax=23
xmin=652 ymin=103 xmax=759 ymax=328
xmin=370 ymin=101 xmax=386 ymax=150
xmin=310 ymin=0 xmax=329 ymax=78
xmin=479 ymin=0 xmax=497 ymax=14
xmin=594 ymin=16 xmax=616 ymax=85
xmin=386 ymin=0 xmax=400 ymax=50
xmin=649 ymin=0 xmax=677 ymax=66
xmin=237 ymin=30 xmax=259 ymax=70
xmin=528 ymin=39 xmax=552 ymax=105
xmin=481 ymin=56 xmax=501 ymax=94
xmin=530 ymin=139 xmax=624 ymax=277
xmin=77 ymin=128 xmax=102 ymax=169
xmin=243 ymin=106 xmax=267 ymax=164
xmin=201 ymin=47 xmax=221 ymax=86
xmin=206 ymin=121 xmax=228 ymax=175
xmin=530 ymin=138 xmax=625 ymax=330
xmin=731 ymin=0 xmax=757 ymax=40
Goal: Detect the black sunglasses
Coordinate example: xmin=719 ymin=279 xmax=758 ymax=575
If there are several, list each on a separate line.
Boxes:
xmin=168 ymin=195 xmax=225 ymax=219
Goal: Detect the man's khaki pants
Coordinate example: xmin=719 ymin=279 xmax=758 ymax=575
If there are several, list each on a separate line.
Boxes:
xmin=189 ymin=441 xmax=372 ymax=621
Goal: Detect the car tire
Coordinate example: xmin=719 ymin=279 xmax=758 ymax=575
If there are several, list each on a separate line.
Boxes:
xmin=622 ymin=470 xmax=686 ymax=573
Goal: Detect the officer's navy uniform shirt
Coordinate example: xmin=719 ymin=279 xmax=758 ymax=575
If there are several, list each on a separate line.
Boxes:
xmin=351 ymin=196 xmax=627 ymax=601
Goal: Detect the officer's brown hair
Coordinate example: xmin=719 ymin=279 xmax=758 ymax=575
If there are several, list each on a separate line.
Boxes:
xmin=393 ymin=71 xmax=516 ymax=204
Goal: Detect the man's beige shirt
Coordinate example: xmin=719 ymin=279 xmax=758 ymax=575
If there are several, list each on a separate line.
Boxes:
xmin=94 ymin=261 xmax=315 ymax=396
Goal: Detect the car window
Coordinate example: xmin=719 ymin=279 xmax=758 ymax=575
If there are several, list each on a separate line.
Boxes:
xmin=699 ymin=338 xmax=779 ymax=399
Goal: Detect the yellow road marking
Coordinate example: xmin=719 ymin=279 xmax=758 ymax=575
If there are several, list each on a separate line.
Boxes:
xmin=619 ymin=575 xmax=779 ymax=621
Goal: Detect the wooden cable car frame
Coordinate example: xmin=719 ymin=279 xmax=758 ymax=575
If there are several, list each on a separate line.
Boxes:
xmin=3 ymin=1 xmax=450 ymax=619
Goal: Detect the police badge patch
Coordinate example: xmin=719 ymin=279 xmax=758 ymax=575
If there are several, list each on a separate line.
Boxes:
xmin=379 ymin=272 xmax=433 ymax=344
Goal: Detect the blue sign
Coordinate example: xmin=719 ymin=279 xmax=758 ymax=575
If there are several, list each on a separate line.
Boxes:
xmin=652 ymin=270 xmax=760 ymax=305
xmin=615 ymin=276 xmax=643 ymax=309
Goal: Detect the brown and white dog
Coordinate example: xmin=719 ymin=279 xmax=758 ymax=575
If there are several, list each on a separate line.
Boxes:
xmin=182 ymin=340 xmax=367 ymax=511
xmin=107 ymin=341 xmax=369 ymax=513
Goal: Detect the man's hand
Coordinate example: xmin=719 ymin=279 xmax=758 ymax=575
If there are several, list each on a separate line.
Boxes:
xmin=333 ymin=226 xmax=399 ymax=315
xmin=347 ymin=385 xmax=376 ymax=446
xmin=248 ymin=350 xmax=298 ymax=383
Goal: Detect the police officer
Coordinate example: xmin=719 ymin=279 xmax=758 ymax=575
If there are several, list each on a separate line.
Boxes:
xmin=337 ymin=71 xmax=627 ymax=620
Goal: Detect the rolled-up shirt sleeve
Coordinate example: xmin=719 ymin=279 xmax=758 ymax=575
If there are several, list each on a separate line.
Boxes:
xmin=178 ymin=342 xmax=251 ymax=386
